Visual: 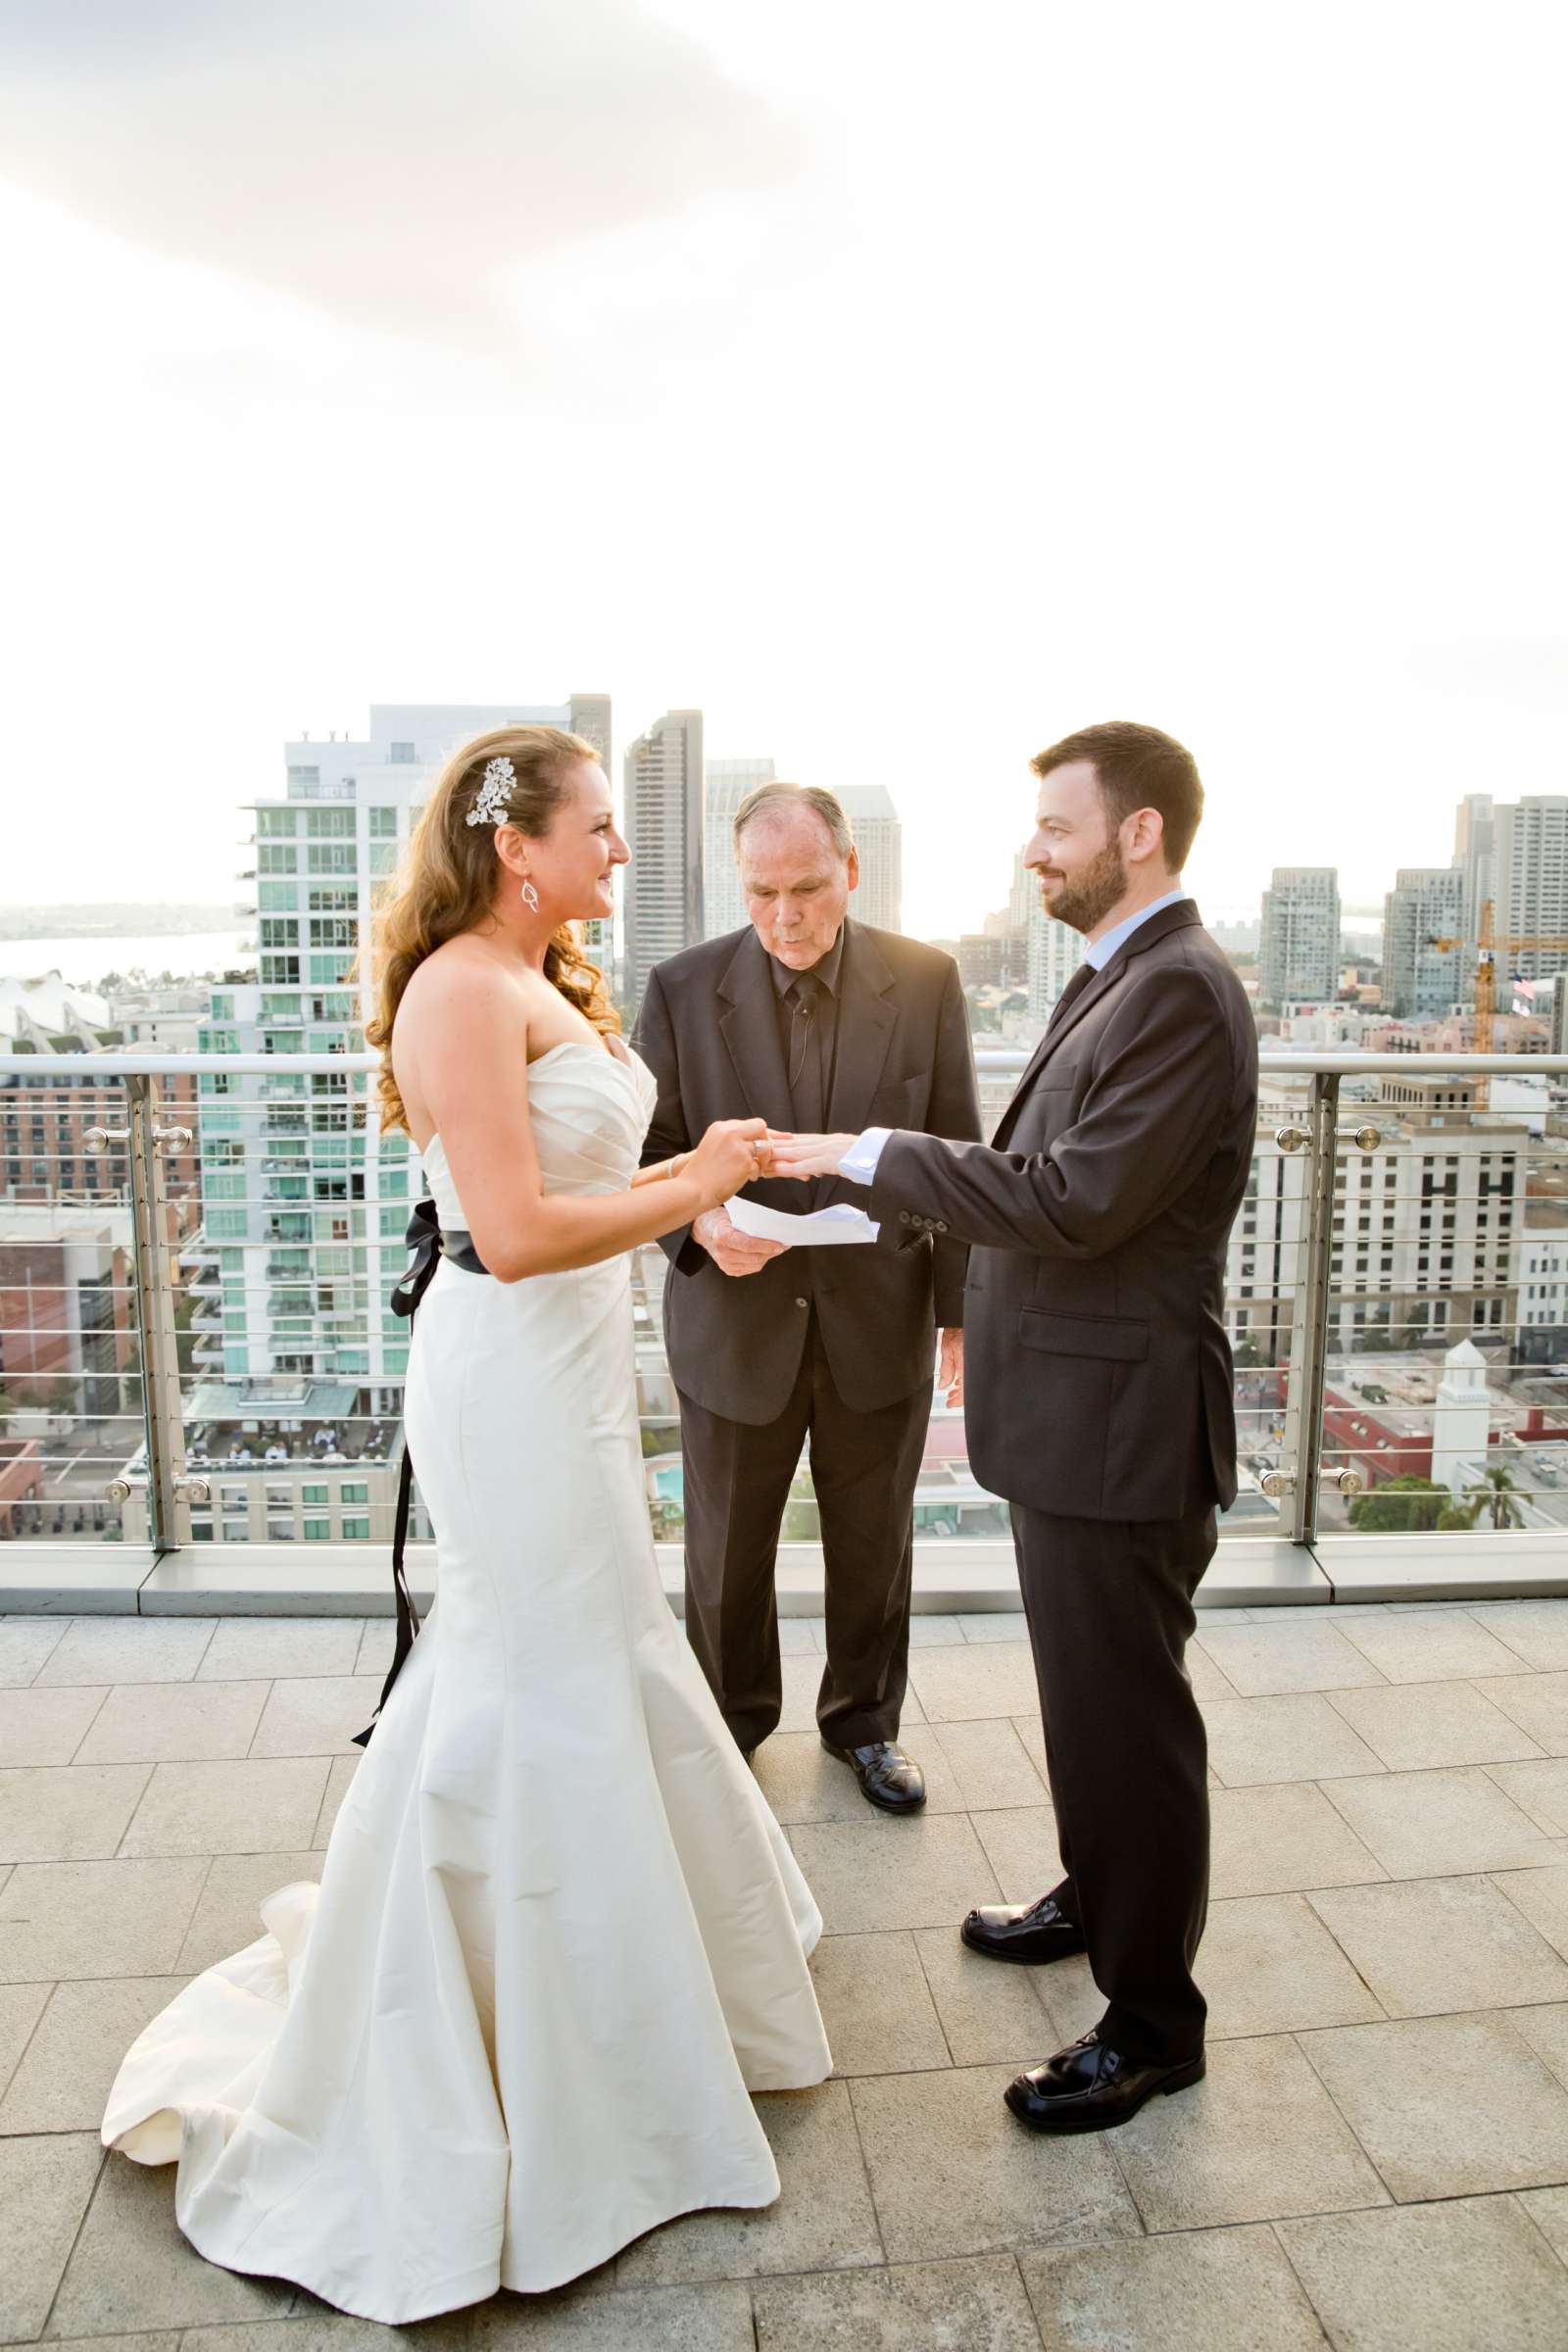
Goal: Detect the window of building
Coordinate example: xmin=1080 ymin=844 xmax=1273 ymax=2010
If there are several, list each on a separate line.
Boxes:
xmin=306 ymin=808 xmax=356 ymax=839
xmin=342 ymin=1515 xmax=370 ymax=1541
xmin=370 ymin=804 xmax=400 ymax=832
xmin=260 ymin=844 xmax=299 ymax=875
xmin=340 ymin=1481 xmax=368 ymax=1504
xmin=258 ymin=808 xmax=298 ymax=838
xmin=303 ymin=1518 xmax=331 ymax=1542
xmin=267 ymin=1519 xmax=296 ymax=1542
xmin=389 ymin=743 xmax=416 ymax=763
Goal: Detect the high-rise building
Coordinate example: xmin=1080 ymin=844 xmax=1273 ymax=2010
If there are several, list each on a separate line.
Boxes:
xmin=839 ymin=786 xmax=902 ymax=933
xmin=702 ymin=758 xmax=775 ymax=940
xmin=1382 ymin=868 xmax=1467 ymax=1019
xmin=623 ymin=710 xmax=704 ymax=1009
xmin=1259 ymin=868 xmax=1341 ymax=1008
xmin=1493 ymin=797 xmax=1568 ymax=978
xmin=1453 ymin=791 xmax=1495 ymax=942
xmin=194 ymin=698 xmax=609 ymax=1396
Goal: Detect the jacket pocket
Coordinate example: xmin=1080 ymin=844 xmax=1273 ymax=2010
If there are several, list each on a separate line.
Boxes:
xmin=1017 ymin=1307 xmax=1150 ymax=1362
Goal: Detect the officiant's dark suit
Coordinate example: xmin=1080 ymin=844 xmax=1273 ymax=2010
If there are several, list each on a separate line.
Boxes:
xmin=866 ymin=896 xmax=1257 ymax=2066
xmin=634 ymin=916 xmax=982 ymax=1754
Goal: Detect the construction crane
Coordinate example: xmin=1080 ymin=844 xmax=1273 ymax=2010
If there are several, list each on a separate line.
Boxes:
xmin=1427 ymin=899 xmax=1568 ymax=1104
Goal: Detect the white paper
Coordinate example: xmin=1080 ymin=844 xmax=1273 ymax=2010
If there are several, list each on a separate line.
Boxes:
xmin=726 ymin=1196 xmax=880 ymax=1248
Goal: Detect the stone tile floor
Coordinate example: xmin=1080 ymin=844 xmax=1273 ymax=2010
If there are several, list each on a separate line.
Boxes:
xmin=5 ymin=1599 xmax=1568 ymax=2347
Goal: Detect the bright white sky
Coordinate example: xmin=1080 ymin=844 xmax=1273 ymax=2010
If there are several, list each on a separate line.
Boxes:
xmin=1 ymin=0 xmax=1564 ymax=939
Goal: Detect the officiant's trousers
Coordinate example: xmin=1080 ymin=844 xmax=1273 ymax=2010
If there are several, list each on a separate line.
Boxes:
xmin=1012 ymin=1501 xmax=1217 ymax=2067
xmin=677 ymin=1313 xmax=929 ymax=1753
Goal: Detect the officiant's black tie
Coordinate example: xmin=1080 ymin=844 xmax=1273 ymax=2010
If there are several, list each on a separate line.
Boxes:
xmin=787 ymin=970 xmax=828 ymax=1134
xmin=1048 ymin=961 xmax=1097 ymax=1033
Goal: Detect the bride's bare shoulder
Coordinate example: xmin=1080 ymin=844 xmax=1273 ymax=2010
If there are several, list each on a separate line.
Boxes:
xmin=400 ymin=937 xmax=526 ymax=1026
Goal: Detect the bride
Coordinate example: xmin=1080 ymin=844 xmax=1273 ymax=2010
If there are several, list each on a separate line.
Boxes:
xmin=101 ymin=725 xmax=833 ymax=2323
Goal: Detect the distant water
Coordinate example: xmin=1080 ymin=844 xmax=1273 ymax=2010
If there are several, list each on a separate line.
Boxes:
xmin=0 ymin=931 xmax=250 ymax=987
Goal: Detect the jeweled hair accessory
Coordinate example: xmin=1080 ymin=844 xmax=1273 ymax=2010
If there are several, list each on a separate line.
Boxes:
xmin=466 ymin=757 xmax=515 ymax=827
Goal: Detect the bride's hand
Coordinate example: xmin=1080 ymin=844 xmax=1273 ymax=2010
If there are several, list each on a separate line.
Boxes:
xmin=766 ymin=1132 xmax=858 ymax=1181
xmin=684 ymin=1117 xmax=772 ymax=1209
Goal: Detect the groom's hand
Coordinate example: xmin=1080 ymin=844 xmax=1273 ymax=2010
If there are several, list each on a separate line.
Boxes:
xmin=768 ymin=1132 xmax=858 ymax=1180
xmin=693 ymin=1204 xmax=788 ymax=1278
xmin=938 ymin=1328 xmax=964 ymax=1407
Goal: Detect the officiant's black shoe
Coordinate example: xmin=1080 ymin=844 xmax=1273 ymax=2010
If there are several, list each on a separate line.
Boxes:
xmin=821 ymin=1739 xmax=927 ymax=1812
xmin=961 ymin=1892 xmax=1086 ymax=1965
xmin=1004 ymin=2033 xmax=1205 ymax=2134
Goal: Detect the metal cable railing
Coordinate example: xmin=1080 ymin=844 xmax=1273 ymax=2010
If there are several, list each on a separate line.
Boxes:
xmin=6 ymin=1047 xmax=1568 ymax=1571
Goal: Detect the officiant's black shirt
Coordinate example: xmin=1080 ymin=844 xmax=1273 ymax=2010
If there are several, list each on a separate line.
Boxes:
xmin=768 ymin=922 xmax=847 ymax=1131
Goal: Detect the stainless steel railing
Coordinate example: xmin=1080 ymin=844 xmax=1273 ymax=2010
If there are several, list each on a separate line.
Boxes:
xmin=5 ymin=1046 xmax=1568 ymax=1567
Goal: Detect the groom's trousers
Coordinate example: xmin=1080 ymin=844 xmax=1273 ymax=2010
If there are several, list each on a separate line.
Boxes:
xmin=1012 ymin=1501 xmax=1217 ymax=2067
xmin=677 ymin=1311 xmax=930 ymax=1754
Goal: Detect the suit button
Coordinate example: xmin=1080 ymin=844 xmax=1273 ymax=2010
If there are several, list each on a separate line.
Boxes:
xmin=935 ymin=1220 xmax=949 ymax=1234
xmin=899 ymin=1210 xmax=912 ymax=1225
xmin=795 ymin=1297 xmax=808 ymax=1309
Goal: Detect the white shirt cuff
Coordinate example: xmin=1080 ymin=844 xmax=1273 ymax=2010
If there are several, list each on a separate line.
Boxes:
xmin=837 ymin=1126 xmax=892 ymax=1183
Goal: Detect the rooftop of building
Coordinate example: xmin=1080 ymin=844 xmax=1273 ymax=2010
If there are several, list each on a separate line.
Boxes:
xmin=6 ymin=1597 xmax=1568 ymax=2348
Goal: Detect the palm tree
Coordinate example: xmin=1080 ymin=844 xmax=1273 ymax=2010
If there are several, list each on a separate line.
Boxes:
xmin=1464 ymin=1464 xmax=1525 ymax=1531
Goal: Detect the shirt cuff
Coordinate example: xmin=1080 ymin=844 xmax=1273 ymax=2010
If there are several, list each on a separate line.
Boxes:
xmin=837 ymin=1127 xmax=892 ymax=1183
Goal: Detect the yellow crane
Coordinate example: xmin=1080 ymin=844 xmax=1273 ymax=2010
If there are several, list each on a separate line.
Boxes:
xmin=1427 ymin=899 xmax=1568 ymax=1105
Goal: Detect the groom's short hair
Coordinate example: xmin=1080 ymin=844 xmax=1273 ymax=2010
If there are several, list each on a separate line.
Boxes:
xmin=1031 ymin=721 xmax=1203 ymax=871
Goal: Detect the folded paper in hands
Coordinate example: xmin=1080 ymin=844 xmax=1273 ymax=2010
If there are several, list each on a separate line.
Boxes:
xmin=727 ymin=1196 xmax=880 ymax=1248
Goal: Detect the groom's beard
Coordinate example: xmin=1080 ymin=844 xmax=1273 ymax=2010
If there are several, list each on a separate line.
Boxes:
xmin=1043 ymin=840 xmax=1128 ymax=936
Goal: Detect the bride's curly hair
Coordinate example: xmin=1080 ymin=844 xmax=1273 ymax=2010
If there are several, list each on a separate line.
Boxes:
xmin=365 ymin=725 xmax=618 ymax=1136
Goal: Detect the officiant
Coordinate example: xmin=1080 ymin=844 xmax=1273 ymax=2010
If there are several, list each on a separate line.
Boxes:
xmin=634 ymin=781 xmax=982 ymax=1809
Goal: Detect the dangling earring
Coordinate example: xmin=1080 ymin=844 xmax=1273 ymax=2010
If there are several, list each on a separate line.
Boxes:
xmin=520 ymin=877 xmax=541 ymax=913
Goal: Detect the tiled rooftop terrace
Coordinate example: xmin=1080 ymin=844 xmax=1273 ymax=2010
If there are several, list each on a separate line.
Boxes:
xmin=5 ymin=1599 xmax=1568 ymax=2349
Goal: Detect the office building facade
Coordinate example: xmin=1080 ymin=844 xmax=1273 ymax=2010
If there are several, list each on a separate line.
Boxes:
xmin=702 ymin=758 xmax=775 ymax=940
xmin=1259 ymin=868 xmax=1342 ymax=1008
xmin=623 ymin=710 xmax=704 ymax=1009
xmin=1382 ymin=867 xmax=1467 ymax=1018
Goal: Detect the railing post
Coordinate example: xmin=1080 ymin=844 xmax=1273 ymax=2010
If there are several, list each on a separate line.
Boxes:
xmin=1284 ymin=1070 xmax=1341 ymax=1545
xmin=125 ymin=1074 xmax=192 ymax=1551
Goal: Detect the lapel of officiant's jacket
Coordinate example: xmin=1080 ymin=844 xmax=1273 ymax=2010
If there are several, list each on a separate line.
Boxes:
xmin=825 ymin=920 xmax=898 ymax=1138
xmin=992 ymin=898 xmax=1204 ymax=1152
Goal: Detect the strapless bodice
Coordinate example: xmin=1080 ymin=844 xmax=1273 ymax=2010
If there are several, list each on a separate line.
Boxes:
xmin=419 ymin=1040 xmax=657 ymax=1234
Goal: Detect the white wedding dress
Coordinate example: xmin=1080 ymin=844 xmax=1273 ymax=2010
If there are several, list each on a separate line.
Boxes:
xmin=102 ymin=1039 xmax=832 ymax=2324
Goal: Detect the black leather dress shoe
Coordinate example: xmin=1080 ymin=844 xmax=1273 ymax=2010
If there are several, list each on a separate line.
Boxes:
xmin=1005 ymin=2032 xmax=1205 ymax=2134
xmin=960 ymin=1892 xmax=1086 ymax=1964
xmin=821 ymin=1739 xmax=927 ymax=1812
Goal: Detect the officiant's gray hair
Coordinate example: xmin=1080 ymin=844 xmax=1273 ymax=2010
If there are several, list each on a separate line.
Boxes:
xmin=732 ymin=781 xmax=854 ymax=861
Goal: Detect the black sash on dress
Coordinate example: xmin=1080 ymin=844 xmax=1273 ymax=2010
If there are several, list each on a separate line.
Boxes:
xmin=353 ymin=1199 xmax=488 ymax=1748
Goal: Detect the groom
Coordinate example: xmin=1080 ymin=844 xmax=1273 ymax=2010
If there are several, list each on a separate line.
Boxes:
xmin=772 ymin=722 xmax=1258 ymax=2132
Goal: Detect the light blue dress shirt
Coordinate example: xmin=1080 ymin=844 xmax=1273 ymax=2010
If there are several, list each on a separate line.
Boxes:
xmin=836 ymin=887 xmax=1190 ymax=1184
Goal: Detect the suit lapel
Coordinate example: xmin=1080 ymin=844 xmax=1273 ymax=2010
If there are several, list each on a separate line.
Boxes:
xmin=717 ymin=931 xmax=796 ymax=1138
xmin=991 ymin=959 xmax=1122 ymax=1150
xmin=993 ymin=899 xmax=1205 ymax=1151
xmin=825 ymin=922 xmax=897 ymax=1136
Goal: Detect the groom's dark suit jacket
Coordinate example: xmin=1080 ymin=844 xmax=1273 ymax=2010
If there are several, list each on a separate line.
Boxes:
xmin=635 ymin=919 xmax=982 ymax=1425
xmin=868 ymin=900 xmax=1258 ymax=1520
